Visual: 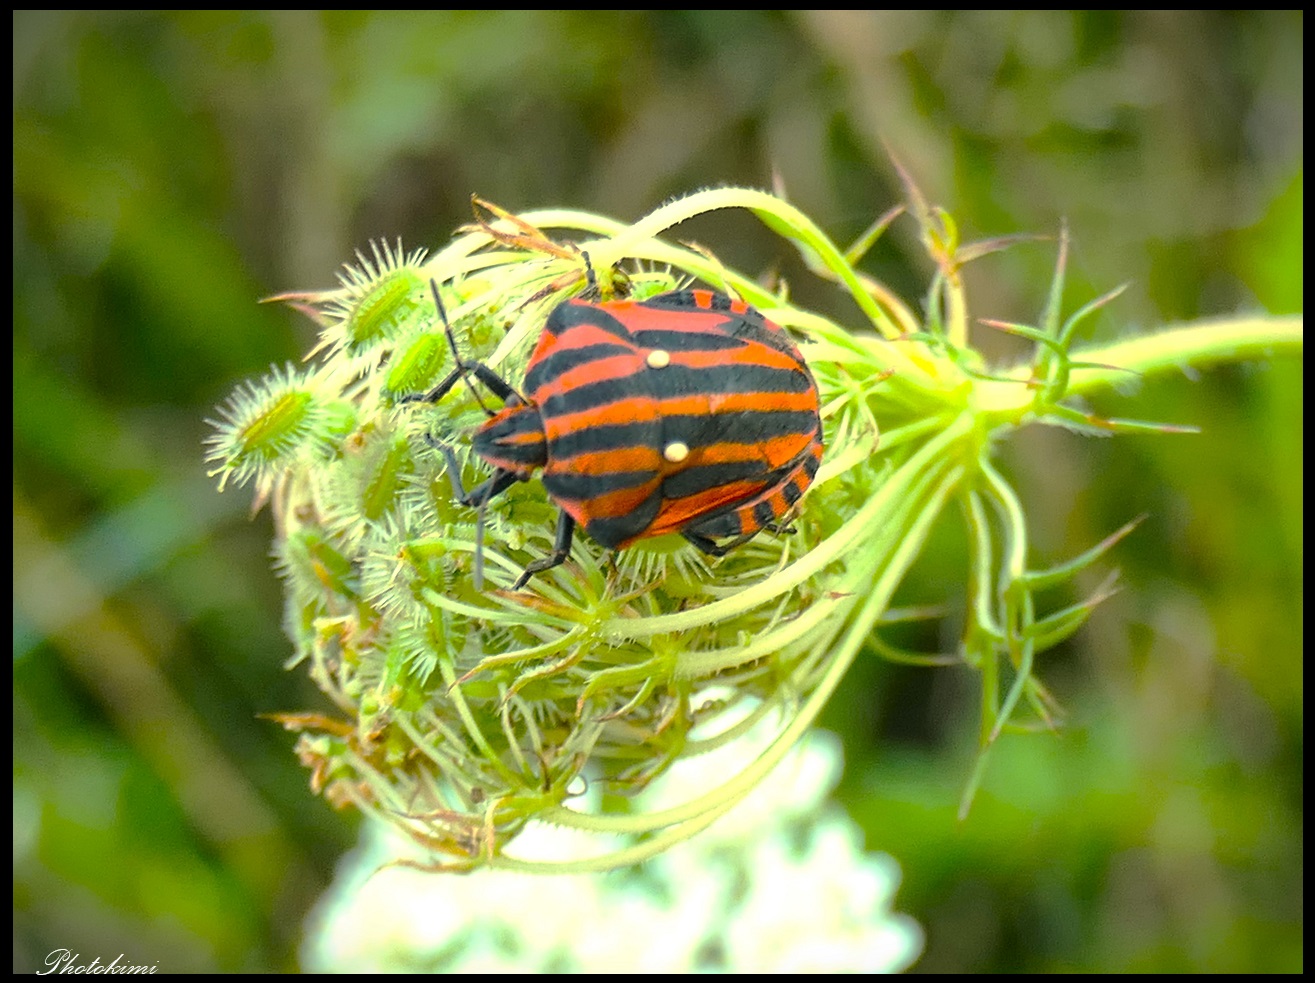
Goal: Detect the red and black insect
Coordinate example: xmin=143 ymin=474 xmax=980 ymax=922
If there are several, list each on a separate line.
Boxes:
xmin=418 ymin=275 xmax=824 ymax=589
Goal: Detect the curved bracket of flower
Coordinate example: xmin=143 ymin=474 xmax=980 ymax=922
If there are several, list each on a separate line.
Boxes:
xmin=207 ymin=180 xmax=1303 ymax=872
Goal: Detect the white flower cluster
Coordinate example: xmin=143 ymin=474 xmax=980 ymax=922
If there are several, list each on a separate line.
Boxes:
xmin=303 ymin=723 xmax=922 ymax=973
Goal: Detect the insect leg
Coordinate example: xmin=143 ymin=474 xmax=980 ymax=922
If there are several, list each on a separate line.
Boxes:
xmin=512 ymin=511 xmax=576 ymax=590
xmin=423 ymin=280 xmax=527 ymax=409
xmin=427 ymin=439 xmax=520 ymax=590
xmin=681 ymin=528 xmax=756 ymax=558
xmin=462 ymin=362 xmax=523 ymax=405
xmin=395 ymin=367 xmax=464 ymax=406
xmin=429 ymin=439 xmax=519 ymax=507
xmin=398 ymin=362 xmax=521 ymax=408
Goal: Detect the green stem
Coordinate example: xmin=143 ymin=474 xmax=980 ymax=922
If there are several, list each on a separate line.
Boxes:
xmin=1062 ymin=316 xmax=1303 ymax=395
xmin=975 ymin=316 xmax=1302 ymax=416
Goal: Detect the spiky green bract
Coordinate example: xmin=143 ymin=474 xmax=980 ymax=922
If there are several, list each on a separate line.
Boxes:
xmin=205 ymin=364 xmax=342 ymax=494
xmin=326 ymin=240 xmax=431 ymax=361
xmin=213 ymin=191 xmax=1303 ymax=872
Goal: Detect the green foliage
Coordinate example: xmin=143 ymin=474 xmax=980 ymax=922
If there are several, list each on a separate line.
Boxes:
xmin=14 ymin=10 xmax=1302 ymax=973
xmin=206 ymin=188 xmax=1298 ymax=875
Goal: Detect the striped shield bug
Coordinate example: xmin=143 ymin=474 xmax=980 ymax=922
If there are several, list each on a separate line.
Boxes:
xmin=417 ymin=269 xmax=824 ymax=590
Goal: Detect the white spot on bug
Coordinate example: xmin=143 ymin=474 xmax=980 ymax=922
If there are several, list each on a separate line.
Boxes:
xmin=663 ymin=441 xmax=690 ymax=463
xmin=646 ymin=349 xmax=671 ymax=369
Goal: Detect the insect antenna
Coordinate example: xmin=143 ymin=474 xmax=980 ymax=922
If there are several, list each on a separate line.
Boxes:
xmin=581 ymin=250 xmax=598 ymax=296
xmin=430 ymin=280 xmax=494 ymax=418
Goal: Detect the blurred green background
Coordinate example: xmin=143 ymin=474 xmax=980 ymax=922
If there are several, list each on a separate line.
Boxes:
xmin=13 ymin=11 xmax=1301 ymax=973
